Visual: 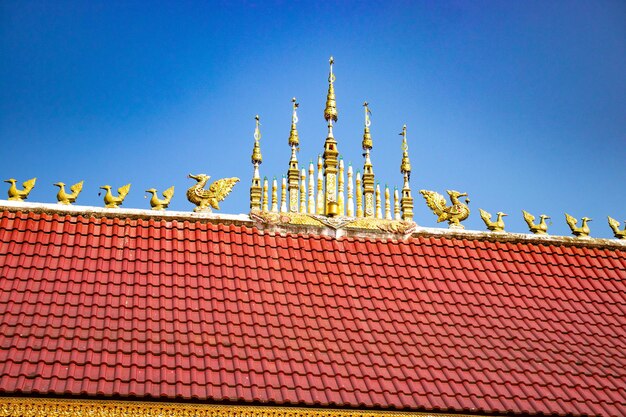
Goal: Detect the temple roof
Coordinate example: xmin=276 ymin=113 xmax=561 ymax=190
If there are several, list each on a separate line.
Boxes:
xmin=0 ymin=202 xmax=625 ymax=417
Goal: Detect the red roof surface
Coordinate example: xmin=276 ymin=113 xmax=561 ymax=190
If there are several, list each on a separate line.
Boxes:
xmin=0 ymin=209 xmax=625 ymax=416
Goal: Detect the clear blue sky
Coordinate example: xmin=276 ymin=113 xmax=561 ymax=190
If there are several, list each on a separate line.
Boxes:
xmin=1 ymin=1 xmax=625 ymax=238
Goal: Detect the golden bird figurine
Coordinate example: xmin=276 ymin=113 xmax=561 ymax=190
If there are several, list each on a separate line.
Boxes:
xmin=100 ymin=184 xmax=131 ymax=208
xmin=607 ymin=217 xmax=626 ymax=240
xmin=4 ymin=178 xmax=36 ymax=201
xmin=522 ymin=210 xmax=550 ymax=235
xmin=187 ymin=174 xmax=239 ymax=212
xmin=145 ymin=186 xmax=175 ymax=211
xmin=54 ymin=181 xmax=83 ymax=205
xmin=565 ymin=213 xmax=592 ymax=238
xmin=419 ymin=189 xmax=470 ymax=228
xmin=479 ymin=209 xmax=507 ymax=233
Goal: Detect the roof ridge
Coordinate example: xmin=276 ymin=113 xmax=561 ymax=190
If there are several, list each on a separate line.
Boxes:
xmin=2 ymin=199 xmax=625 ymax=251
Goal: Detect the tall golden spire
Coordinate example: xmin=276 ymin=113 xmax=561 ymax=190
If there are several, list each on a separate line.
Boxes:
xmin=323 ymin=57 xmax=340 ymax=216
xmin=287 ymin=98 xmax=300 ymax=212
xmin=399 ymin=125 xmax=414 ymax=221
xmin=362 ymin=102 xmax=375 ymax=217
xmin=250 ymin=115 xmax=263 ymax=210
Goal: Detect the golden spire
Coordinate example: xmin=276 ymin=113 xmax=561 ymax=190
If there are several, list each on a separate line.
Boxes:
xmin=316 ymin=155 xmax=324 ymax=215
xmin=271 ymin=177 xmax=278 ymax=212
xmin=300 ymin=168 xmax=307 ymax=213
xmin=250 ymin=115 xmax=263 ymax=211
xmin=346 ymin=163 xmax=354 ymax=217
xmin=375 ymin=182 xmax=382 ymax=219
xmin=399 ymin=125 xmax=414 ymax=221
xmin=287 ymin=98 xmax=300 ymax=212
xmin=355 ymin=171 xmax=363 ymax=218
xmin=338 ymin=158 xmax=345 ymax=216
xmin=262 ymin=177 xmax=269 ymax=212
xmin=308 ymin=161 xmax=315 ymax=214
xmin=362 ymin=102 xmax=375 ymax=217
xmin=394 ymin=187 xmax=401 ymax=220
xmin=324 ymin=56 xmax=338 ymax=124
xmin=280 ymin=176 xmax=287 ymax=212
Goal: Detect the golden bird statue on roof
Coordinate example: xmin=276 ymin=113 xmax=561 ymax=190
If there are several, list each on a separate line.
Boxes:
xmin=565 ymin=213 xmax=591 ymax=238
xmin=479 ymin=209 xmax=507 ymax=233
xmin=187 ymin=174 xmax=239 ymax=212
xmin=522 ymin=210 xmax=550 ymax=235
xmin=4 ymin=177 xmax=36 ymax=201
xmin=54 ymin=181 xmax=83 ymax=205
xmin=100 ymin=183 xmax=131 ymax=208
xmin=420 ymin=189 xmax=470 ymax=228
xmin=607 ymin=217 xmax=626 ymax=240
xmin=146 ymin=186 xmax=175 ymax=211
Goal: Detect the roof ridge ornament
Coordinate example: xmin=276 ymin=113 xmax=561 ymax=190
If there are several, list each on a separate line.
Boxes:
xmin=608 ymin=217 xmax=626 ymax=240
xmin=187 ymin=174 xmax=239 ymax=213
xmin=399 ymin=125 xmax=414 ymax=221
xmin=565 ymin=213 xmax=592 ymax=238
xmin=4 ymin=177 xmax=36 ymax=201
xmin=54 ymin=180 xmax=83 ymax=205
xmin=522 ymin=210 xmax=550 ymax=235
xmin=250 ymin=115 xmax=263 ymax=210
xmin=479 ymin=209 xmax=507 ymax=233
xmin=324 ymin=56 xmax=338 ymax=125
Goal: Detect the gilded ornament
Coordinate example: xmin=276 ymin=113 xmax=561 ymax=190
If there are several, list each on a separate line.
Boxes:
xmin=522 ymin=210 xmax=550 ymax=235
xmin=565 ymin=213 xmax=592 ymax=238
xmin=420 ymin=189 xmax=470 ymax=229
xmin=145 ymin=186 xmax=174 ymax=211
xmin=187 ymin=174 xmax=239 ymax=213
xmin=4 ymin=177 xmax=36 ymax=201
xmin=100 ymin=183 xmax=131 ymax=208
xmin=324 ymin=56 xmax=338 ymax=122
xmin=377 ymin=220 xmax=417 ymax=235
xmin=479 ymin=209 xmax=507 ymax=233
xmin=54 ymin=180 xmax=83 ymax=205
xmin=607 ymin=217 xmax=626 ymax=240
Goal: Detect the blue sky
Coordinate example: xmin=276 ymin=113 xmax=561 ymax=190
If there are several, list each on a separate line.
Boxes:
xmin=1 ymin=1 xmax=625 ymax=238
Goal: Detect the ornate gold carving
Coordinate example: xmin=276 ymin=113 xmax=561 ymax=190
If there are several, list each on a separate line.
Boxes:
xmin=54 ymin=181 xmax=83 ymax=205
xmin=608 ymin=216 xmax=626 ymax=240
xmin=100 ymin=183 xmax=131 ymax=208
xmin=377 ymin=220 xmax=418 ymax=235
xmin=145 ymin=186 xmax=174 ymax=211
xmin=355 ymin=171 xmax=363 ymax=218
xmin=4 ymin=177 xmax=36 ymax=201
xmin=420 ymin=189 xmax=470 ymax=229
xmin=479 ymin=209 xmax=507 ymax=233
xmin=250 ymin=115 xmax=263 ymax=211
xmin=0 ymin=397 xmax=479 ymax=417
xmin=187 ymin=174 xmax=239 ymax=213
xmin=565 ymin=213 xmax=591 ymax=238
xmin=324 ymin=56 xmax=338 ymax=122
xmin=522 ymin=210 xmax=550 ymax=235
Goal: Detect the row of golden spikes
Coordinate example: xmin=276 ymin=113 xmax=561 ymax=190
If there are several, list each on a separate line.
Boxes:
xmin=255 ymin=158 xmax=404 ymax=220
xmin=250 ymin=56 xmax=414 ymax=221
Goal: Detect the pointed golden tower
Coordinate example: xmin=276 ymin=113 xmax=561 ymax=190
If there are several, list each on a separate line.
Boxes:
xmin=323 ymin=56 xmax=340 ymax=217
xmin=287 ymin=98 xmax=300 ymax=212
xmin=361 ymin=102 xmax=375 ymax=217
xmin=250 ymin=115 xmax=263 ymax=210
xmin=399 ymin=125 xmax=414 ymax=221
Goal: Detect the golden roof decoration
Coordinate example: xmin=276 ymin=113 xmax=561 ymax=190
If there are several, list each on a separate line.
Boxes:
xmin=54 ymin=180 xmax=83 ymax=205
xmin=4 ymin=177 xmax=36 ymax=201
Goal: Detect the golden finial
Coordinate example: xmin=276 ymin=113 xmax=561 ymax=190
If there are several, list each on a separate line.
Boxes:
xmin=338 ymin=158 xmax=345 ymax=216
xmin=346 ymin=163 xmax=354 ymax=217
xmin=54 ymin=180 xmax=83 ymax=205
xmin=324 ymin=56 xmax=338 ymax=123
xmin=252 ymin=115 xmax=262 ymax=165
xmin=607 ymin=217 xmax=626 ymax=240
xmin=479 ymin=209 xmax=507 ymax=233
xmin=100 ymin=184 xmax=131 ymax=208
xmin=316 ymin=155 xmax=324 ymax=215
xmin=522 ymin=210 xmax=550 ymax=235
xmin=145 ymin=186 xmax=175 ymax=211
xmin=5 ymin=178 xmax=36 ymax=201
xmin=288 ymin=98 xmax=300 ymax=147
xmin=300 ymin=169 xmax=307 ymax=213
xmin=271 ymin=177 xmax=278 ymax=212
xmin=280 ymin=176 xmax=287 ymax=212
xmin=400 ymin=125 xmax=411 ymax=178
xmin=420 ymin=190 xmax=470 ymax=229
xmin=384 ymin=185 xmax=391 ymax=220
xmin=187 ymin=174 xmax=239 ymax=212
xmin=308 ymin=161 xmax=315 ymax=214
xmin=262 ymin=177 xmax=269 ymax=212
xmin=394 ymin=187 xmax=400 ymax=220
xmin=362 ymin=102 xmax=372 ymax=150
xmin=375 ymin=182 xmax=382 ymax=219
xmin=355 ymin=171 xmax=363 ymax=218
xmin=565 ymin=213 xmax=592 ymax=238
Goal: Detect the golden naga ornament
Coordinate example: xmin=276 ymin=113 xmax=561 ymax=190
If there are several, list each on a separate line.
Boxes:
xmin=187 ymin=173 xmax=239 ymax=212
xmin=100 ymin=183 xmax=131 ymax=208
xmin=522 ymin=210 xmax=550 ymax=235
xmin=565 ymin=213 xmax=591 ymax=238
xmin=145 ymin=186 xmax=175 ymax=211
xmin=479 ymin=209 xmax=507 ymax=233
xmin=54 ymin=181 xmax=83 ymax=205
xmin=4 ymin=177 xmax=36 ymax=201
xmin=420 ymin=189 xmax=470 ymax=228
xmin=607 ymin=216 xmax=626 ymax=240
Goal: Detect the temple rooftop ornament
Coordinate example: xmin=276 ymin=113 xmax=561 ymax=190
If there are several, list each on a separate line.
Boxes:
xmin=146 ymin=186 xmax=175 ymax=211
xmin=187 ymin=174 xmax=239 ymax=213
xmin=399 ymin=125 xmax=414 ymax=221
xmin=608 ymin=217 xmax=626 ymax=240
xmin=479 ymin=209 xmax=507 ymax=233
xmin=523 ymin=210 xmax=550 ymax=235
xmin=4 ymin=177 xmax=36 ymax=201
xmin=287 ymin=98 xmax=300 ymax=213
xmin=566 ymin=213 xmax=592 ymax=238
xmin=100 ymin=183 xmax=130 ymax=208
xmin=250 ymin=115 xmax=263 ymax=211
xmin=54 ymin=180 xmax=83 ymax=205
xmin=420 ymin=189 xmax=470 ymax=229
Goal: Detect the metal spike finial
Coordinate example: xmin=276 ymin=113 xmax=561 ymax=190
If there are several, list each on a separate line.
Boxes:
xmin=324 ymin=56 xmax=338 ymax=123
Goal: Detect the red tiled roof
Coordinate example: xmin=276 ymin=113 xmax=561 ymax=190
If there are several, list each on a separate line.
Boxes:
xmin=0 ymin=209 xmax=625 ymax=416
